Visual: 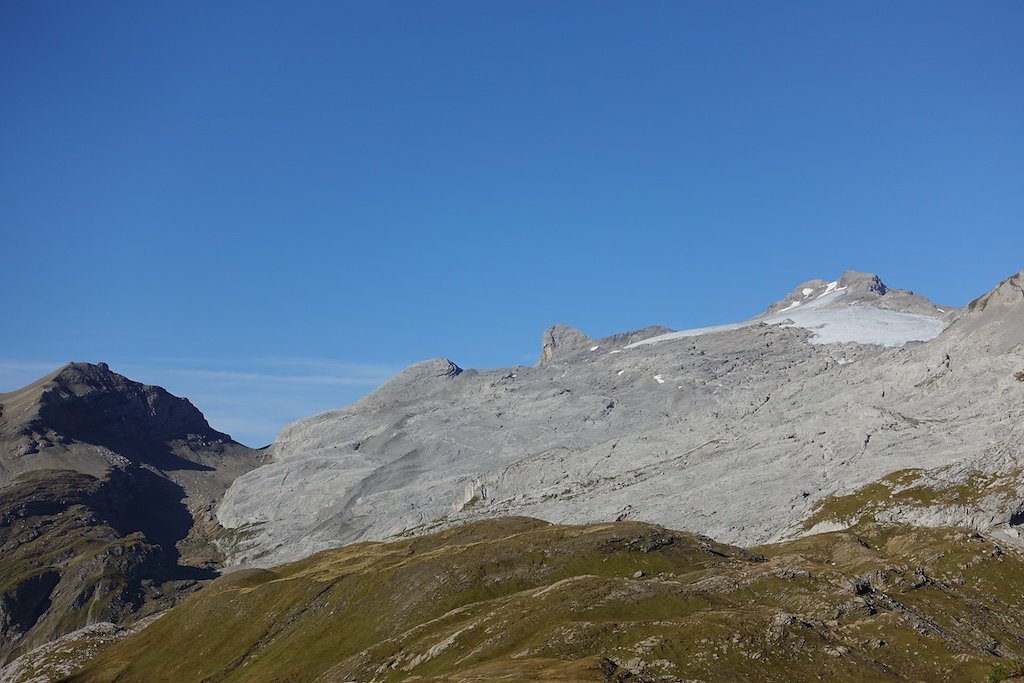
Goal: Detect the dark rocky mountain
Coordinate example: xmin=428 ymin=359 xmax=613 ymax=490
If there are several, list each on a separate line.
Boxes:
xmin=0 ymin=363 xmax=263 ymax=664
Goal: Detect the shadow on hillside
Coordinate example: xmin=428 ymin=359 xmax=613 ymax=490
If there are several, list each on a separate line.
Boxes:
xmin=98 ymin=468 xmax=218 ymax=581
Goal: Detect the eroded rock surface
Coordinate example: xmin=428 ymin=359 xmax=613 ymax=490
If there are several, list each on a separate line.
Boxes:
xmin=219 ymin=271 xmax=1024 ymax=567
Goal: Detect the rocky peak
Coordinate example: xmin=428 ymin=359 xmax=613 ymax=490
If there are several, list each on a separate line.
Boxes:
xmin=965 ymin=270 xmax=1024 ymax=314
xmin=34 ymin=362 xmax=228 ymax=444
xmin=359 ymin=358 xmax=464 ymax=407
xmin=538 ymin=324 xmax=592 ymax=365
xmin=838 ymin=271 xmax=888 ymax=296
xmin=764 ymin=271 xmax=946 ymax=318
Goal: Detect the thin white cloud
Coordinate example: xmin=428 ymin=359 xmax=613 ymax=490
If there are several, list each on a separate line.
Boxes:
xmin=0 ymin=359 xmax=63 ymax=373
xmin=168 ymin=368 xmax=397 ymax=387
xmin=0 ymin=360 xmax=64 ymax=391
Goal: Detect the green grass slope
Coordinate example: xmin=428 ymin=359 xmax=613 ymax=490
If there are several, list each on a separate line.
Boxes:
xmin=64 ymin=517 xmax=1024 ymax=683
xmin=0 ymin=469 xmax=218 ymax=665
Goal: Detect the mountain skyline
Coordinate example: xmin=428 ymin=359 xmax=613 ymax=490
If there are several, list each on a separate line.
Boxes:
xmin=0 ymin=265 xmax=1010 ymax=447
xmin=0 ymin=267 xmax=997 ymax=447
xmin=3 ymin=2 xmax=1023 ymax=445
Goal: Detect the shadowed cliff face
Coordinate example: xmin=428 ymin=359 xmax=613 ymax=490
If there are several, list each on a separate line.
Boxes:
xmin=35 ymin=362 xmax=227 ymax=445
xmin=0 ymin=363 xmax=263 ymax=664
xmin=0 ymin=362 xmax=255 ymax=483
xmin=0 ymin=468 xmax=219 ymax=664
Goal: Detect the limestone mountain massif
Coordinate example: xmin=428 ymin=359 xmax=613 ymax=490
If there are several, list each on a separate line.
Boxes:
xmin=217 ymin=270 xmax=1024 ymax=569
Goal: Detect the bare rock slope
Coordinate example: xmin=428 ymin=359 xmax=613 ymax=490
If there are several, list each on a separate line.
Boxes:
xmin=219 ymin=270 xmax=1024 ymax=568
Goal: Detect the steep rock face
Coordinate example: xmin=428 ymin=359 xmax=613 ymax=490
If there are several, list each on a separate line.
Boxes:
xmin=0 ymin=363 xmax=256 ymax=495
xmin=766 ymin=271 xmax=945 ymax=317
xmin=35 ymin=362 xmax=224 ymax=443
xmin=215 ymin=272 xmax=1024 ymax=568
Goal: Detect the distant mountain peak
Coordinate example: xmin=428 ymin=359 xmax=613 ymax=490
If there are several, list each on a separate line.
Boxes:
xmin=839 ymin=270 xmax=888 ymax=295
xmin=0 ymin=362 xmax=257 ymax=485
xmin=539 ymin=324 xmax=592 ymax=365
xmin=941 ymin=270 xmax=1024 ymax=354
xmin=965 ymin=270 xmax=1024 ymax=314
xmin=31 ymin=362 xmax=229 ymax=444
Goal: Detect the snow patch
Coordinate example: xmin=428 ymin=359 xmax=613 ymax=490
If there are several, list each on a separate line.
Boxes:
xmin=626 ymin=322 xmax=748 ymax=348
xmin=653 ymin=374 xmax=665 ymax=384
xmin=802 ymin=288 xmax=814 ymax=297
xmin=589 ymin=345 xmax=600 ymax=351
xmin=626 ymin=284 xmax=947 ymax=350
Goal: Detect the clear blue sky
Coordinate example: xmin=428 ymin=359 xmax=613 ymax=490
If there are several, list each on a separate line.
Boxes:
xmin=2 ymin=2 xmax=1022 ymax=445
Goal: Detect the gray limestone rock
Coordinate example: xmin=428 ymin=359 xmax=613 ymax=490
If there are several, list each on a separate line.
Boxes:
xmin=538 ymin=324 xmax=592 ymax=365
xmin=217 ymin=271 xmax=1024 ymax=568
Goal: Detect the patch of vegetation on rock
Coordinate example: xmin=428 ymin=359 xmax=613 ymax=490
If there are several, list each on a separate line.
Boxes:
xmin=803 ymin=466 xmax=1021 ymax=531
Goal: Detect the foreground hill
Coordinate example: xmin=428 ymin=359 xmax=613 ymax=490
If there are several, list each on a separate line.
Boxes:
xmin=218 ymin=270 xmax=1024 ymax=567
xmin=0 ymin=364 xmax=262 ymax=664
xmin=63 ymin=517 xmax=1024 ymax=682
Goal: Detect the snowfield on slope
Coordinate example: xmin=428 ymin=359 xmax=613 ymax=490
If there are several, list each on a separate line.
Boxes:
xmin=628 ymin=286 xmax=948 ymax=349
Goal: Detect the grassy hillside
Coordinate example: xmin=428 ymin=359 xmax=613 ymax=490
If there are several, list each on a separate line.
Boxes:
xmin=58 ymin=516 xmax=1024 ymax=682
xmin=0 ymin=469 xmax=219 ymax=665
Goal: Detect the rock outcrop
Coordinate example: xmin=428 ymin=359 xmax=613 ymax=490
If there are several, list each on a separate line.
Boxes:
xmin=538 ymin=324 xmax=593 ymax=365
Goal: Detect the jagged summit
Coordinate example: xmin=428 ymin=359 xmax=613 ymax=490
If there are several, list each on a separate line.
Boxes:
xmin=41 ymin=362 xmax=227 ymax=442
xmin=1 ymin=362 xmax=229 ymax=454
xmin=765 ymin=271 xmax=946 ymax=318
xmin=539 ymin=324 xmax=591 ymax=365
xmin=0 ymin=362 xmax=255 ymax=486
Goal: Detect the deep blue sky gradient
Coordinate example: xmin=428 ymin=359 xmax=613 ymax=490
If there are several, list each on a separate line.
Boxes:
xmin=2 ymin=2 xmax=1022 ymax=444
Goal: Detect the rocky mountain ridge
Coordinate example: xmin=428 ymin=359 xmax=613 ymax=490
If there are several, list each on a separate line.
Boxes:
xmin=217 ymin=270 xmax=1024 ymax=568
